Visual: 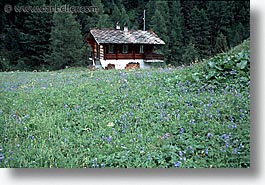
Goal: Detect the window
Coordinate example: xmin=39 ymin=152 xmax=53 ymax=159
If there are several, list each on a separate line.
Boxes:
xmin=108 ymin=45 xmax=114 ymax=53
xmin=139 ymin=45 xmax=144 ymax=53
xmin=122 ymin=45 xmax=128 ymax=53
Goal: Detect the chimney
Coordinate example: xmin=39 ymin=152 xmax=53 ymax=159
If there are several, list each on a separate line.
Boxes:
xmin=124 ymin=22 xmax=128 ymax=32
xmin=116 ymin=22 xmax=120 ymax=30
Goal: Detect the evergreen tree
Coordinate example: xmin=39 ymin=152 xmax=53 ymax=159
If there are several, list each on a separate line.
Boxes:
xmin=110 ymin=2 xmax=130 ymax=27
xmin=238 ymin=1 xmax=250 ymax=39
xmin=226 ymin=1 xmax=250 ymax=48
xmin=182 ymin=40 xmax=199 ymax=65
xmin=19 ymin=12 xmax=52 ymax=69
xmin=48 ymin=12 xmax=84 ymax=69
xmin=145 ymin=1 xmax=156 ymax=30
xmin=0 ymin=0 xmax=251 ymax=70
xmin=206 ymin=1 xmax=231 ymax=55
xmin=214 ymin=31 xmax=228 ymax=53
xmin=168 ymin=0 xmax=185 ymax=65
xmin=136 ymin=0 xmax=145 ymax=30
xmin=126 ymin=9 xmax=139 ymax=30
xmin=180 ymin=0 xmax=196 ymax=45
xmin=111 ymin=3 xmax=121 ymax=25
xmin=189 ymin=6 xmax=211 ymax=60
xmin=120 ymin=6 xmax=130 ymax=26
xmin=1 ymin=24 xmax=22 ymax=68
xmin=92 ymin=0 xmax=110 ymax=28
xmin=151 ymin=1 xmax=169 ymax=62
xmin=1 ymin=0 xmax=29 ymax=70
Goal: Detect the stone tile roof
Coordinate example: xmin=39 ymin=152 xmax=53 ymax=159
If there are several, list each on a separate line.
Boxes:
xmin=89 ymin=29 xmax=165 ymax=45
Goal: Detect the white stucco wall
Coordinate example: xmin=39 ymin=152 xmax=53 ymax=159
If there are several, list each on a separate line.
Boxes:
xmin=100 ymin=59 xmax=164 ymax=69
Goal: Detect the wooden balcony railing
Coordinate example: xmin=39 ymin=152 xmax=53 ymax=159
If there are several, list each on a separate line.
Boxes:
xmin=104 ymin=53 xmax=164 ymax=60
xmin=105 ymin=53 xmax=144 ymax=60
xmin=144 ymin=53 xmax=164 ymax=60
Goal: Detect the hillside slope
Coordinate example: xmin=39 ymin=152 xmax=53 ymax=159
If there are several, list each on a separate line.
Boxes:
xmin=173 ymin=38 xmax=250 ymax=90
xmin=0 ymin=40 xmax=250 ymax=168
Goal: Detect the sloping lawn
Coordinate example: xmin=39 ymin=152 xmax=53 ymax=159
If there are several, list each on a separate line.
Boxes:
xmin=0 ymin=41 xmax=250 ymax=168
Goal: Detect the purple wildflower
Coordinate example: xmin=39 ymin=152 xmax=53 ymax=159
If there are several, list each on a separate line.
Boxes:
xmin=203 ymin=106 xmax=207 ymax=114
xmin=30 ymin=135 xmax=35 ymax=140
xmin=180 ymin=128 xmax=185 ymax=134
xmin=24 ymin=114 xmax=29 ymax=120
xmin=146 ymin=137 xmax=151 ymax=142
xmin=92 ymin=158 xmax=98 ymax=168
xmin=231 ymin=86 xmax=235 ymax=92
xmin=106 ymin=136 xmax=112 ymax=144
xmin=121 ymin=114 xmax=126 ymax=121
xmin=161 ymin=110 xmax=167 ymax=119
xmin=221 ymin=134 xmax=229 ymax=141
xmin=0 ymin=153 xmax=4 ymax=162
xmin=190 ymin=119 xmax=195 ymax=125
xmin=240 ymin=113 xmax=245 ymax=119
xmin=207 ymin=133 xmax=213 ymax=138
xmin=75 ymin=105 xmax=79 ymax=112
xmin=230 ymin=69 xmax=236 ymax=75
xmin=174 ymin=161 xmax=181 ymax=168
xmin=205 ymin=148 xmax=209 ymax=156
xmin=148 ymin=153 xmax=151 ymax=161
xmin=164 ymin=133 xmax=170 ymax=139
xmin=231 ymin=124 xmax=237 ymax=129
xmin=179 ymin=151 xmax=183 ymax=156
xmin=138 ymin=134 xmax=143 ymax=140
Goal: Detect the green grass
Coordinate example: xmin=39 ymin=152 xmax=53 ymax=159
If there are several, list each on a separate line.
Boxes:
xmin=0 ymin=41 xmax=250 ymax=168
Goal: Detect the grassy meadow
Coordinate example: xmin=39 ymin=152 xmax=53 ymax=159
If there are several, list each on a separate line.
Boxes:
xmin=0 ymin=40 xmax=250 ymax=168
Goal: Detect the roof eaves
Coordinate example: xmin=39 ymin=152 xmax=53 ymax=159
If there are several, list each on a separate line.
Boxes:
xmin=90 ymin=30 xmax=100 ymax=45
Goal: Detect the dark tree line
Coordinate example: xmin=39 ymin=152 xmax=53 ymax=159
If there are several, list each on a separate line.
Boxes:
xmin=0 ymin=0 xmax=249 ymax=71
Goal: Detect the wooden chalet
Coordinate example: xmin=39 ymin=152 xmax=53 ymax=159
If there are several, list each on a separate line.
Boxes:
xmin=86 ymin=24 xmax=165 ymax=69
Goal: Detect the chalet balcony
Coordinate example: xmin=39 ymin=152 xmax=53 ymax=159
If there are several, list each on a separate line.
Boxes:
xmin=105 ymin=53 xmax=144 ymax=60
xmin=144 ymin=53 xmax=164 ymax=60
xmin=104 ymin=53 xmax=164 ymax=60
